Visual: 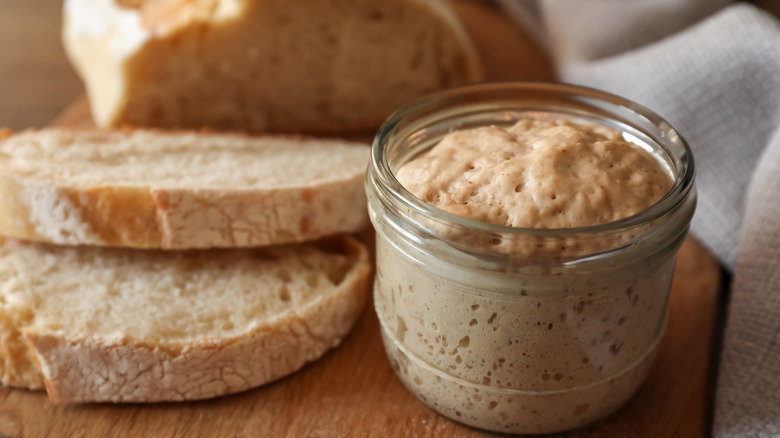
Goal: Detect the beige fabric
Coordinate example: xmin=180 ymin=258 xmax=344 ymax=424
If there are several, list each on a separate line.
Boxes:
xmin=507 ymin=1 xmax=780 ymax=435
xmin=717 ymin=126 xmax=780 ymax=437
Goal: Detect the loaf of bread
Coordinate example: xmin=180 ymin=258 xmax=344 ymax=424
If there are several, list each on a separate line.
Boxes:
xmin=62 ymin=0 xmax=484 ymax=134
xmin=0 ymin=235 xmax=369 ymax=403
xmin=0 ymin=129 xmax=368 ymax=249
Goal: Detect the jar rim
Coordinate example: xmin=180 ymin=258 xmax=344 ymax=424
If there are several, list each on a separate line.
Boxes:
xmin=369 ymin=81 xmax=696 ymax=239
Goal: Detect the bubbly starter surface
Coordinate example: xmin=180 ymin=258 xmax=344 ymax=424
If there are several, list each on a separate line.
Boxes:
xmin=396 ymin=119 xmax=671 ymax=230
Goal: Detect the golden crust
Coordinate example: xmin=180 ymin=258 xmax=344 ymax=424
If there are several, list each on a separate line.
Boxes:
xmin=9 ymin=236 xmax=369 ymax=402
xmin=0 ymin=129 xmax=368 ymax=249
xmin=64 ymin=0 xmax=484 ymax=135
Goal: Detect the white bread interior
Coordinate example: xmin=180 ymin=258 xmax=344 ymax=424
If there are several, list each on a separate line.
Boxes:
xmin=0 ymin=235 xmax=369 ymax=403
xmin=0 ymin=129 xmax=369 ymax=249
xmin=62 ymin=0 xmax=484 ymax=134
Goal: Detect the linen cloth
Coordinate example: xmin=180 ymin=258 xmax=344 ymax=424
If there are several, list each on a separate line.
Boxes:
xmin=501 ymin=1 xmax=780 ymax=435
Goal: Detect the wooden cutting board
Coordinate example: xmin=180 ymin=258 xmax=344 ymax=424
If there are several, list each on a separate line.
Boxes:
xmin=0 ymin=2 xmax=722 ymax=437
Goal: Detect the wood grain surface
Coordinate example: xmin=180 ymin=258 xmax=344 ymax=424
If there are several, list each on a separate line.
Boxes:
xmin=0 ymin=1 xmax=722 ymax=437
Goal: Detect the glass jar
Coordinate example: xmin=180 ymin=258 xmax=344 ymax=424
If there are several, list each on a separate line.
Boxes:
xmin=365 ymin=82 xmax=696 ymax=434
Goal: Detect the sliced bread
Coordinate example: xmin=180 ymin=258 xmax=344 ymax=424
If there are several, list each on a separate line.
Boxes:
xmin=0 ymin=129 xmax=368 ymax=249
xmin=0 ymin=235 xmax=369 ymax=403
xmin=62 ymin=0 xmax=484 ymax=134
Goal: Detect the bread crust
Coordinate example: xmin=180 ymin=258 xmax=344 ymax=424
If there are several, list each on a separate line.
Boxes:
xmin=63 ymin=0 xmax=484 ymax=134
xmin=0 ymin=129 xmax=368 ymax=249
xmin=20 ymin=236 xmax=370 ymax=403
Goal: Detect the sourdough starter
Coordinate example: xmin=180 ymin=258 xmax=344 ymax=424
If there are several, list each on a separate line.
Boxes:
xmin=373 ymin=119 xmax=675 ymax=433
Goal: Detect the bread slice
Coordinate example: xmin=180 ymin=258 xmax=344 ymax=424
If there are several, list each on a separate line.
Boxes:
xmin=62 ymin=0 xmax=484 ymax=134
xmin=0 ymin=129 xmax=368 ymax=249
xmin=0 ymin=235 xmax=369 ymax=403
